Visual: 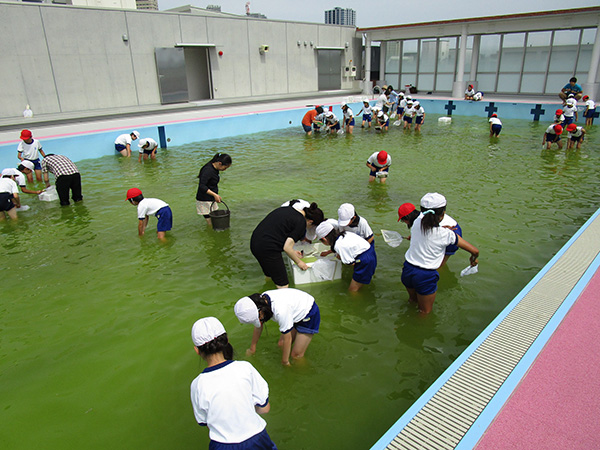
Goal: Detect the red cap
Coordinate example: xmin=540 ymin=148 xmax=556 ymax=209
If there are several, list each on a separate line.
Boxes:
xmin=555 ymin=109 xmax=563 ymax=115
xmin=20 ymin=129 xmax=32 ymax=140
xmin=566 ymin=123 xmax=577 ymax=132
xmin=554 ymin=124 xmax=563 ymax=135
xmin=583 ymin=95 xmax=589 ymax=100
xmin=398 ymin=203 xmax=416 ymax=221
xmin=126 ymin=188 xmax=142 ymax=200
xmin=491 ymin=113 xmax=497 ymax=117
xmin=377 ymin=151 xmax=388 ymax=165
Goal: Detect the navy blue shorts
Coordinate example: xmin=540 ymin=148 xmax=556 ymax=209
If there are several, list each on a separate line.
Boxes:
xmin=416 ymin=116 xmax=424 ymax=124
xmin=330 ymin=122 xmax=341 ymax=131
xmin=397 ymin=107 xmax=405 ymax=115
xmin=584 ymin=108 xmax=596 ymax=118
xmin=369 ymin=167 xmax=389 ymax=177
xmin=115 ymin=143 xmax=127 ymax=152
xmin=563 ymin=116 xmax=574 ymax=125
xmin=403 ymin=116 xmax=413 ymax=123
xmin=401 ymin=261 xmax=439 ymax=296
xmin=545 ymin=133 xmax=561 ymax=143
xmin=445 ymin=223 xmax=462 ymax=255
xmin=570 ymin=135 xmax=584 ymax=142
xmin=353 ymin=244 xmax=377 ymax=284
xmin=363 ymin=114 xmax=372 ymax=123
xmin=491 ymin=124 xmax=502 ymax=134
xmin=302 ymin=124 xmax=312 ymax=132
xmin=26 ymin=158 xmax=42 ymax=171
xmin=345 ymin=118 xmax=355 ymax=126
xmin=209 ymin=428 xmax=277 ymax=450
xmin=0 ymin=192 xmax=15 ymax=211
xmin=155 ymin=206 xmax=173 ymax=232
xmin=294 ymin=301 xmax=320 ymax=334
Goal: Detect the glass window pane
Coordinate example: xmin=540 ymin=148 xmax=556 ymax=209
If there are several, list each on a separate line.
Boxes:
xmin=385 ymin=41 xmax=401 ymax=74
xmin=577 ymin=28 xmax=596 ymax=72
xmin=497 ymin=74 xmax=520 ymax=93
xmin=545 ymin=73 xmax=572 ymax=94
xmin=402 ymin=40 xmax=418 ymax=72
xmin=384 ymin=74 xmax=400 ymax=88
xmin=400 ymin=74 xmax=417 ymax=88
xmin=417 ymin=73 xmax=434 ymax=91
xmin=464 ymin=36 xmax=473 ymax=72
xmin=477 ymin=73 xmax=497 ymax=92
xmin=500 ymin=33 xmax=525 ymax=72
xmin=419 ymin=39 xmax=437 ymax=72
xmin=523 ymin=31 xmax=551 ymax=72
xmin=549 ymin=30 xmax=580 ymax=72
xmin=436 ymin=73 xmax=454 ymax=92
xmin=438 ymin=37 xmax=457 ymax=73
xmin=521 ymin=73 xmax=546 ymax=93
xmin=478 ymin=35 xmax=500 ymax=72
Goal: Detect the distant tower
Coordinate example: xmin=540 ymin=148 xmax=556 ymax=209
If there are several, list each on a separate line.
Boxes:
xmin=136 ymin=0 xmax=158 ymax=10
xmin=206 ymin=4 xmax=221 ymax=12
xmin=324 ymin=7 xmax=356 ymax=26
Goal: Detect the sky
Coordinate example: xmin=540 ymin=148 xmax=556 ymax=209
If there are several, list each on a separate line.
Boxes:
xmin=157 ymin=0 xmax=599 ymax=28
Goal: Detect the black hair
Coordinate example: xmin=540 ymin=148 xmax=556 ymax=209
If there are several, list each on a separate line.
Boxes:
xmin=128 ymin=194 xmax=144 ymax=203
xmin=17 ymin=164 xmax=27 ymax=171
xmin=303 ymin=202 xmax=324 ymax=226
xmin=322 ymin=228 xmax=344 ymax=252
xmin=209 ymin=153 xmax=232 ymax=166
xmin=196 ymin=333 xmax=234 ymax=361
xmin=348 ymin=214 xmax=359 ymax=228
xmin=45 ymin=153 xmax=55 ymax=157
xmin=402 ymin=210 xmax=420 ymax=229
xmin=570 ymin=77 xmax=577 ymax=83
xmin=420 ymin=205 xmax=446 ymax=233
xmin=249 ymin=293 xmax=274 ymax=323
xmin=315 ymin=106 xmax=324 ymax=114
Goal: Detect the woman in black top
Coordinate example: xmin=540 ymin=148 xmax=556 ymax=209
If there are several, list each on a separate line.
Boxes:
xmin=196 ymin=153 xmax=232 ymax=227
xmin=250 ymin=201 xmax=324 ymax=288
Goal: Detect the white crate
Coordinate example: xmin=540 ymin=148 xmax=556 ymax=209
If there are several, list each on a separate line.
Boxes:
xmin=285 ymin=242 xmax=342 ymax=285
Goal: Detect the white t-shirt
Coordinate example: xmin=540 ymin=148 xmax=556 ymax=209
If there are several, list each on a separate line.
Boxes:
xmin=563 ymin=104 xmax=577 ymax=118
xmin=0 ymin=178 xmax=19 ymax=194
xmin=377 ymin=113 xmax=389 ymax=124
xmin=264 ymin=288 xmax=315 ymax=333
xmin=404 ymin=106 xmax=416 ymax=118
xmin=2 ymin=169 xmax=26 ymax=187
xmin=136 ymin=198 xmax=168 ymax=219
xmin=399 ymin=99 xmax=408 ymax=109
xmin=554 ymin=114 xmax=565 ymax=123
xmin=414 ymin=106 xmax=425 ymax=116
xmin=405 ymin=214 xmax=458 ymax=269
xmin=139 ymin=138 xmax=158 ymax=152
xmin=334 ymin=231 xmax=371 ymax=265
xmin=585 ymin=99 xmax=596 ymax=110
xmin=375 ymin=93 xmax=387 ymax=109
xmin=489 ymin=117 xmax=502 ymax=126
xmin=439 ymin=214 xmax=458 ymax=228
xmin=343 ymin=108 xmax=354 ymax=120
xmin=17 ymin=139 xmax=43 ymax=160
xmin=367 ymin=151 xmax=391 ymax=168
xmin=465 ymin=88 xmax=475 ymax=96
xmin=545 ymin=125 xmax=560 ymax=135
xmin=114 ymin=134 xmax=132 ymax=146
xmin=190 ymin=360 xmax=269 ymax=444
xmin=362 ymin=105 xmax=372 ymax=115
xmin=339 ymin=216 xmax=374 ymax=241
xmin=568 ymin=127 xmax=584 ymax=138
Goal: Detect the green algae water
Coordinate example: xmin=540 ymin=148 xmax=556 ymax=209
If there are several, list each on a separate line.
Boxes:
xmin=1 ymin=115 xmax=598 ymax=449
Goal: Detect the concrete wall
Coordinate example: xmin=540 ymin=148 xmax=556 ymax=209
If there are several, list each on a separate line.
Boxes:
xmin=0 ymin=2 xmax=359 ymax=118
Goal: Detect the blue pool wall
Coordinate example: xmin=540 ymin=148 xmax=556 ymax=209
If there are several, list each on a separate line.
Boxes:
xmin=0 ymin=98 xmax=571 ymax=169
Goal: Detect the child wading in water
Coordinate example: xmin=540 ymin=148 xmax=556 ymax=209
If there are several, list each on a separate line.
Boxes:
xmin=126 ymin=188 xmax=172 ymax=240
xmin=190 ymin=317 xmax=277 ymax=449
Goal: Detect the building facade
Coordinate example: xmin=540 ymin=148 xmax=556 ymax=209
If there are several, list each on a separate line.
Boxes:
xmin=359 ymin=7 xmax=600 ymax=99
xmin=325 ymin=7 xmax=356 ymax=26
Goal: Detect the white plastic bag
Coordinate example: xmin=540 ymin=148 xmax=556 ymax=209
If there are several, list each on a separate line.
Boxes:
xmin=17 ymin=204 xmax=31 ymax=211
xmin=310 ymin=258 xmax=337 ymax=281
xmin=39 ymin=185 xmax=59 ymax=202
xmin=381 ymin=229 xmax=403 ymax=248
xmin=393 ymin=120 xmax=402 ymax=126
xmin=460 ymin=264 xmax=479 ymax=277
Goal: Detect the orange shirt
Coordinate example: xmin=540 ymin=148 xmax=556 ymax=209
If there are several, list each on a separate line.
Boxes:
xmin=302 ymin=109 xmax=318 ymax=127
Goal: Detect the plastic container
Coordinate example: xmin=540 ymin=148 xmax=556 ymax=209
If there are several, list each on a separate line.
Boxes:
xmin=209 ymin=201 xmax=230 ymax=231
xmin=285 ymin=242 xmax=342 ymax=285
xmin=38 ymin=186 xmax=59 ymax=202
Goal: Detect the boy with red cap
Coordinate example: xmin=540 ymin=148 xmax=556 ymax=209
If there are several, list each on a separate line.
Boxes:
xmin=542 ymin=124 xmax=563 ymax=149
xmin=366 ymin=150 xmax=391 ymax=183
xmin=553 ymin=109 xmax=565 ymax=126
xmin=582 ymin=95 xmax=596 ymax=126
xmin=488 ymin=113 xmax=502 ymax=137
xmin=566 ymin=123 xmax=586 ymax=150
xmin=126 ymin=188 xmax=172 ymax=240
xmin=17 ymin=129 xmax=46 ymax=183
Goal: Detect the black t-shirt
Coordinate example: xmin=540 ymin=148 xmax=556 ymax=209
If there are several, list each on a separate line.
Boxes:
xmin=196 ymin=162 xmax=220 ymax=202
xmin=250 ymin=207 xmax=307 ymax=253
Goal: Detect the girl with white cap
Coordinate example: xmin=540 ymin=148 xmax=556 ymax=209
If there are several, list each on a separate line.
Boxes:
xmin=401 ymin=193 xmax=479 ymax=315
xmin=234 ymin=288 xmax=320 ymax=366
xmin=315 ymin=220 xmax=377 ymax=292
xmin=190 ymin=317 xmax=277 ymax=449
xmin=114 ymin=130 xmax=140 ymax=157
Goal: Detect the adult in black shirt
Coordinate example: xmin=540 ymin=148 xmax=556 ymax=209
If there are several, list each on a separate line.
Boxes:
xmin=250 ymin=202 xmax=324 ymax=288
xmin=196 ymin=153 xmax=232 ymax=227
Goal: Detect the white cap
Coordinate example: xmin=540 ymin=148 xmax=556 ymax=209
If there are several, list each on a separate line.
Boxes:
xmin=406 ymin=96 xmax=412 ymax=100
xmin=2 ymin=168 xmax=19 ymax=177
xmin=413 ymin=101 xmax=420 ymax=106
xmin=341 ymin=102 xmax=348 ymax=108
xmin=316 ymin=220 xmax=334 ymax=239
xmin=420 ymin=192 xmax=447 ymax=209
xmin=191 ymin=317 xmax=226 ymax=347
xmin=338 ymin=203 xmax=355 ymax=226
xmin=234 ymin=297 xmax=261 ymax=328
xmin=138 ymin=138 xmax=148 ymax=148
xmin=19 ymin=160 xmax=35 ymax=171
xmin=378 ymin=111 xmax=384 ymax=117
xmin=281 ymin=199 xmax=310 ymax=212
xmin=132 ymin=130 xmax=140 ymax=139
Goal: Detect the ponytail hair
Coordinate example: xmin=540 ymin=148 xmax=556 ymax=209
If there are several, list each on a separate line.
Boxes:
xmin=210 ymin=153 xmax=232 ymax=166
xmin=420 ymin=205 xmax=446 ymax=233
xmin=303 ymin=202 xmax=325 ymax=226
xmin=249 ymin=293 xmax=274 ymax=324
xmin=196 ymin=333 xmax=234 ymax=361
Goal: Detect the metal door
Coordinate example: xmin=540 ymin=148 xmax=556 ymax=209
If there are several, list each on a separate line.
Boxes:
xmin=318 ymin=50 xmax=342 ymax=90
xmin=155 ymin=47 xmax=189 ymax=104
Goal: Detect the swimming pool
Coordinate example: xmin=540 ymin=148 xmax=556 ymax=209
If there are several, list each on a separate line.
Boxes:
xmin=1 ymin=114 xmax=598 ymax=449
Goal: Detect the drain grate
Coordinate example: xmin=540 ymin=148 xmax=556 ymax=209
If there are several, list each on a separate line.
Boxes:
xmin=385 ymin=216 xmax=600 ymax=450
